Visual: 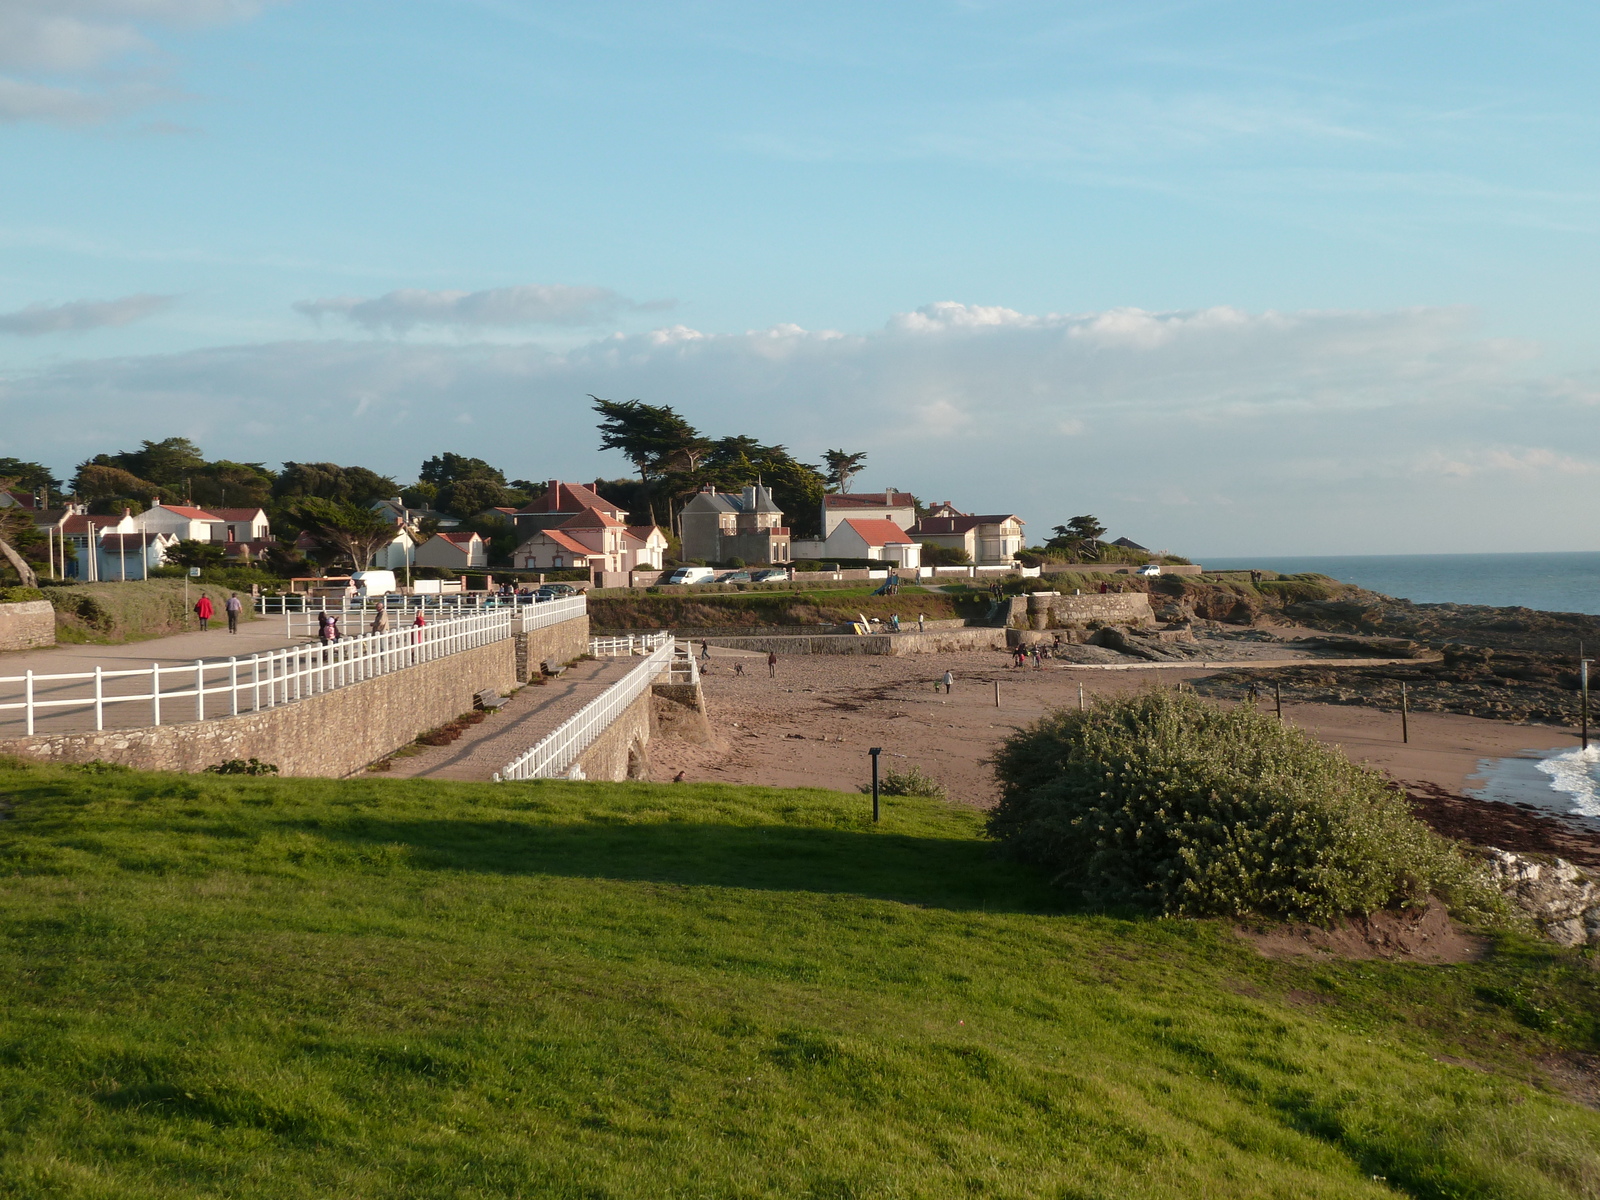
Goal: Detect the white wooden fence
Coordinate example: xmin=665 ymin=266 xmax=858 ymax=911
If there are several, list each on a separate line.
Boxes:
xmin=1 ymin=610 xmax=514 ymax=736
xmin=496 ymin=639 xmax=696 ymax=782
xmin=273 ymin=594 xmax=586 ymax=639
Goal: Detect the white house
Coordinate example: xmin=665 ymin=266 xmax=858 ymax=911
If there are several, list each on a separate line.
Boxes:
xmin=820 ymin=488 xmax=917 ymax=537
xmin=413 ymin=530 xmax=488 ymax=570
xmin=207 ymin=506 xmax=271 ymax=544
xmin=823 ymin=518 xmax=922 ymax=569
xmin=134 ymin=501 xmax=225 ymax=543
xmin=96 ymin=531 xmax=179 ymax=581
xmin=911 ymin=503 xmax=1025 ymax=566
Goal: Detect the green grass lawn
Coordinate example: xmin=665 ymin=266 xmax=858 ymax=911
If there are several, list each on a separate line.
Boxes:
xmin=0 ymin=762 xmax=1597 ymax=1199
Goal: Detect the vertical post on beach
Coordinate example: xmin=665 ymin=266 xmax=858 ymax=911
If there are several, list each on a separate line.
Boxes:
xmin=1400 ymin=681 xmax=1409 ymax=744
xmin=1581 ymin=656 xmax=1591 ymax=752
xmin=1078 ymin=683 xmax=1085 ymax=711
xmin=1274 ymin=681 xmax=1282 ymax=721
xmin=869 ymin=747 xmax=882 ymax=823
xmin=994 ymin=680 xmax=999 ymax=708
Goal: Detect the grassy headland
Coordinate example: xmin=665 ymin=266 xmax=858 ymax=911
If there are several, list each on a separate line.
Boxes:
xmin=29 ymin=579 xmax=257 ymax=646
xmin=0 ymin=761 xmax=1596 ymax=1197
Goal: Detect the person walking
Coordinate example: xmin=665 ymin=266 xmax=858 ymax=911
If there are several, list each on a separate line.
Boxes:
xmin=412 ymin=608 xmax=427 ymax=647
xmin=317 ymin=609 xmax=333 ymax=647
xmin=328 ymin=611 xmax=341 ymax=643
xmin=701 ymin=639 xmax=711 ymax=662
xmin=917 ymin=612 xmax=925 ymax=632
xmin=194 ymin=593 xmax=214 ymax=631
xmin=941 ymin=669 xmax=954 ymax=695
xmin=224 ymin=592 xmax=242 ymax=634
xmin=767 ymin=650 xmax=777 ymax=678
xmin=370 ymin=606 xmax=388 ymax=635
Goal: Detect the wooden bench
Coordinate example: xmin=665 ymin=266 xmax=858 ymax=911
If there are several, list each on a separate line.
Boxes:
xmin=474 ymin=688 xmax=508 ymax=711
xmin=539 ymin=660 xmax=566 ymax=678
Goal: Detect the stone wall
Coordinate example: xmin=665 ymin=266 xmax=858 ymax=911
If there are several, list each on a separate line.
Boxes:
xmin=572 ymin=687 xmax=654 ymax=781
xmin=513 ymin=615 xmax=590 ymax=681
xmin=0 ymin=639 xmax=516 ymax=777
xmin=1027 ymin=592 xmax=1155 ymax=629
xmin=0 ymin=601 xmax=55 ymax=652
xmin=702 ymin=627 xmax=1007 ymax=656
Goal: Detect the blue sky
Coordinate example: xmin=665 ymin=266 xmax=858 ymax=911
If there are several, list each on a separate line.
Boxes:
xmin=1 ymin=1 xmax=1597 ymax=555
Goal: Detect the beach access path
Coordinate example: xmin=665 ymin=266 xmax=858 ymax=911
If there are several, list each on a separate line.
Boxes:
xmin=379 ymin=656 xmax=643 ymax=781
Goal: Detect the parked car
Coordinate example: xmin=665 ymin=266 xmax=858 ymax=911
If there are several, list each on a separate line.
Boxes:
xmin=537 ymin=582 xmax=579 ymax=599
xmin=750 ymin=568 xmax=790 ymax=583
xmin=664 ymin=566 xmax=716 ymax=585
xmin=716 ymin=570 xmax=752 ymax=584
xmin=1138 ymin=564 xmax=1162 ymax=577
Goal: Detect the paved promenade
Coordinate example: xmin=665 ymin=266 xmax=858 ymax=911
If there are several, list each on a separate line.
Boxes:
xmin=0 ymin=618 xmax=317 ymax=737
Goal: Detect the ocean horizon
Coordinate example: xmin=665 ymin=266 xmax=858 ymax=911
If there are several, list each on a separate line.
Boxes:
xmin=1198 ymin=551 xmax=1600 ymax=616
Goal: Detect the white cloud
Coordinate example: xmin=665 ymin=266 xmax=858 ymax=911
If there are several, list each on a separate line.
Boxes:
xmin=293 ymin=285 xmax=667 ymax=333
xmin=1 ymin=301 xmax=1595 ymax=554
xmin=0 ymin=293 xmax=171 ymax=334
xmin=0 ymin=0 xmax=266 ymax=125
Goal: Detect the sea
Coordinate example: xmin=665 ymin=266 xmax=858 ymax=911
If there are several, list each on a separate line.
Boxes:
xmin=1200 ymin=551 xmax=1600 ymax=617
xmin=1202 ymin=551 xmax=1600 ymax=818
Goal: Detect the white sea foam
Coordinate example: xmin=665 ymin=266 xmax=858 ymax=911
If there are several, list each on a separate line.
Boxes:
xmin=1534 ymin=746 xmax=1600 ymax=818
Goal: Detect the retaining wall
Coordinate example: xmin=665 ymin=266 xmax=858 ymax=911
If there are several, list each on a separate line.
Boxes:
xmin=513 ymin=616 xmax=590 ymax=681
xmin=572 ymin=687 xmax=654 ymax=781
xmin=0 ymin=601 xmax=55 ymax=652
xmin=1027 ymin=593 xmax=1155 ymax=628
xmin=703 ymin=627 xmax=1007 ymax=656
xmin=0 ymin=639 xmax=516 ymax=777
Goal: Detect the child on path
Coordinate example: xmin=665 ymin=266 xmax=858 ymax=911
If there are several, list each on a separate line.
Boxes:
xmin=195 ymin=593 xmax=214 ymax=631
xmin=767 ymin=650 xmax=777 ymax=678
xmin=317 ymin=610 xmax=333 ymax=645
xmin=224 ymin=593 xmax=242 ymax=633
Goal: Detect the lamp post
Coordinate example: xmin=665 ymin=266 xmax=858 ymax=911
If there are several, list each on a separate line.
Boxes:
xmin=869 ymin=747 xmax=882 ymax=822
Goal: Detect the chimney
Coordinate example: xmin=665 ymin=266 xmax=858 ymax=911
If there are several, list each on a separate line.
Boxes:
xmin=885 ymin=486 xmax=895 ymax=498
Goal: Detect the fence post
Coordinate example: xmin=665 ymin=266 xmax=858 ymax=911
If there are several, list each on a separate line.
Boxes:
xmin=194 ymin=660 xmax=205 ymax=722
xmin=229 ymin=657 xmax=239 ymax=716
xmin=152 ymin=664 xmax=161 ymax=726
xmin=23 ymin=670 xmax=33 ymax=736
xmin=94 ymin=665 xmax=104 ymax=731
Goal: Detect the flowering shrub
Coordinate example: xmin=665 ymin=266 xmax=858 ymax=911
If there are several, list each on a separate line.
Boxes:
xmin=988 ymin=688 xmax=1503 ymax=924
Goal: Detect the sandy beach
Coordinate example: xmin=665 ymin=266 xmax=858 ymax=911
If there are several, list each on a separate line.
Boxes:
xmin=650 ymin=647 xmax=1595 ymax=862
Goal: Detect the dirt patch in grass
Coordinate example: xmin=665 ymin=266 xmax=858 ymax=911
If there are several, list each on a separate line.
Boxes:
xmin=1238 ymin=902 xmax=1490 ymax=963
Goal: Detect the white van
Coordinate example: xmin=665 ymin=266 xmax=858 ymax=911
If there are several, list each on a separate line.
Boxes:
xmin=664 ymin=566 xmax=716 ymax=586
xmin=350 ymin=569 xmax=398 ymax=597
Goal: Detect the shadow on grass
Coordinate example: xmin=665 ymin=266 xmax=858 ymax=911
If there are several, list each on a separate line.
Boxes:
xmin=300 ymin=817 xmax=1068 ymax=914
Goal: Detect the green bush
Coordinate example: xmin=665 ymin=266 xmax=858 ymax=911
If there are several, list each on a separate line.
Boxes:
xmin=861 ymin=765 xmax=947 ymax=800
xmin=988 ymin=689 xmax=1505 ymax=925
xmin=204 ymin=758 xmax=280 ymax=776
xmin=0 ymin=586 xmax=45 ymax=604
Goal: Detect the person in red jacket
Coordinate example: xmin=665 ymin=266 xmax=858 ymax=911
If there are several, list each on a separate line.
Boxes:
xmin=194 ymin=593 xmax=214 ymax=631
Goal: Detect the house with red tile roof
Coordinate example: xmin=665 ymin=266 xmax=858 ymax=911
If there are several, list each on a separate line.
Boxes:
xmin=133 ymin=501 xmax=226 ymax=543
xmin=512 ymin=480 xmax=629 ymax=534
xmin=512 ymin=509 xmax=668 ymax=574
xmin=823 ymin=517 xmax=922 ymax=569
